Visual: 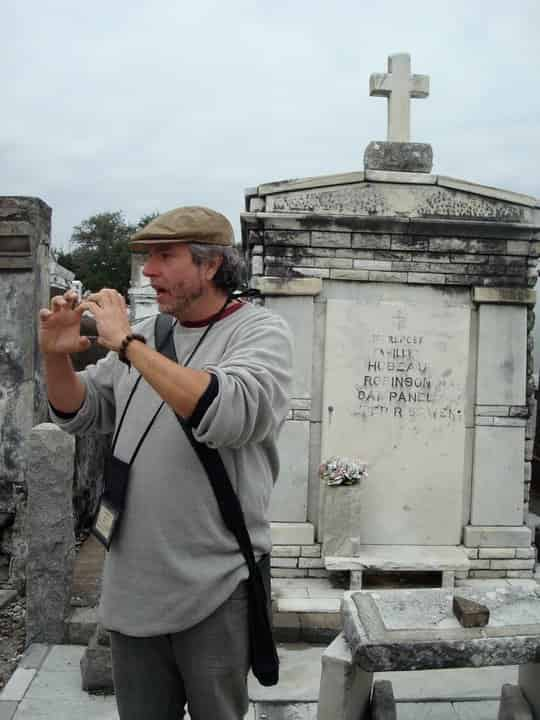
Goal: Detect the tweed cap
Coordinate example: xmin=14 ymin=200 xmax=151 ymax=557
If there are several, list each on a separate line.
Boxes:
xmin=130 ymin=206 xmax=234 ymax=250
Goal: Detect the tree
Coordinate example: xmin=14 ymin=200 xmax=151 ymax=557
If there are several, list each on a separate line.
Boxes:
xmin=57 ymin=211 xmax=157 ymax=297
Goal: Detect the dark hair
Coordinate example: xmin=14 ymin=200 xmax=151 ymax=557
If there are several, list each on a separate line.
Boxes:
xmin=188 ymin=243 xmax=246 ymax=291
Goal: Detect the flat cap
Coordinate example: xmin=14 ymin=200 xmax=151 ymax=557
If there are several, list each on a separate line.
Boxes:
xmin=130 ymin=206 xmax=234 ymax=250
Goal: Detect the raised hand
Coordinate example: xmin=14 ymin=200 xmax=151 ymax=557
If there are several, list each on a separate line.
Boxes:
xmin=39 ymin=291 xmax=91 ymax=355
xmin=80 ymin=289 xmax=132 ymax=351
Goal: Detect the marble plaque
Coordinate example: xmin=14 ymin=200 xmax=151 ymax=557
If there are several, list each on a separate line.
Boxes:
xmin=321 ymin=285 xmax=471 ymax=545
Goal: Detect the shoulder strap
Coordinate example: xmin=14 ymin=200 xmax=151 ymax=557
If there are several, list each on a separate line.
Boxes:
xmin=154 ymin=313 xmax=259 ymax=578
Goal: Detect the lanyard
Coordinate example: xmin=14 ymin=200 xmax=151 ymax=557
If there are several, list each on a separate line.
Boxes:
xmin=111 ymin=296 xmax=231 ymax=465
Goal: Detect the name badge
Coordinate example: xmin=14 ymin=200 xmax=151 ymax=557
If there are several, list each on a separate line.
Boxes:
xmin=92 ymin=498 xmax=121 ymax=550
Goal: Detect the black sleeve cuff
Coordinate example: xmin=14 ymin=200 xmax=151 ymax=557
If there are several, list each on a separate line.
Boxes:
xmin=49 ymin=403 xmax=81 ymax=420
xmin=189 ymin=373 xmax=219 ymax=428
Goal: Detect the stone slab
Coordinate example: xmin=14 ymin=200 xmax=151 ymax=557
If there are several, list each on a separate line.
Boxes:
xmin=473 ymin=288 xmax=536 ymax=305
xmin=371 ymin=679 xmax=396 ymax=719
xmin=0 ymin=702 xmax=18 ymax=720
xmin=248 ymin=644 xmax=323 ymax=702
xmin=365 ymin=170 xmax=437 ymax=185
xmin=397 ymin=701 xmax=499 ymax=719
xmin=518 ymin=664 xmax=540 ymax=719
xmin=437 ymin=176 xmax=537 ymax=208
xmin=254 ymin=702 xmax=317 ymax=719
xmin=275 ymin=598 xmax=340 ymax=613
xmin=271 ymin=420 xmax=310 ymax=522
xmin=320 ymin=285 xmax=471 ymax=546
xmin=322 ymin=484 xmax=363 ymax=557
xmin=498 ymin=684 xmax=533 ymax=720
xmin=250 ymin=277 xmax=322 ymax=296
xmin=325 ymin=545 xmax=470 ymax=572
xmin=19 ymin=645 xmax=50 ymax=670
xmin=476 ymin=305 xmax=527 ymax=406
xmin=343 ymin=587 xmax=540 ymax=672
xmin=364 ymin=141 xmax=433 ymax=172
xmin=12 ymin=697 xmax=119 ymax=720
xmin=471 ymin=426 xmax=525 ymax=526
xmin=318 ymin=634 xmax=373 ymax=720
xmin=267 ymin=295 xmax=313 ymax=399
xmin=0 ymin=669 xmax=36 ymax=701
xmin=38 ymin=645 xmax=85 ymax=673
xmin=271 ymin=523 xmax=314 ymax=545
xmin=257 ymin=172 xmax=365 ymax=196
xmin=463 ymin=526 xmax=532 ymax=548
xmin=380 ymin=665 xmax=517 ymax=701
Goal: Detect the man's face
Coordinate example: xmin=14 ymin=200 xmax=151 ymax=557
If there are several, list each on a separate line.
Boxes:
xmin=141 ymin=243 xmax=217 ymax=318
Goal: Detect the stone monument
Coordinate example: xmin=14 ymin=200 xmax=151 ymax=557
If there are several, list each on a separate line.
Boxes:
xmin=241 ymin=53 xmax=540 ymax=586
xmin=128 ymin=252 xmax=158 ymax=322
xmin=0 ymin=197 xmax=51 ymax=587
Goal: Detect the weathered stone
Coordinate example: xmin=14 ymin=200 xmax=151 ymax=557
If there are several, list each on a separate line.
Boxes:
xmin=257 ymin=171 xmax=365 ymax=196
xmin=321 ymin=285 xmax=471 ymax=546
xmin=25 ymin=423 xmax=76 ymax=645
xmin=364 ymin=141 xmax=433 ymax=173
xmin=498 ymin=683 xmax=533 ymax=720
xmin=322 ymin=485 xmax=363 ymax=557
xmin=369 ymin=53 xmax=429 ymax=143
xmin=452 ymin=595 xmax=489 ymax=627
xmin=343 ymin=587 xmax=540 ymax=672
xmin=250 ymin=277 xmax=322 ymax=296
xmin=325 ymin=546 xmax=469 ymax=573
xmin=254 ymin=703 xmax=317 ymax=719
xmin=371 ymin=679 xmax=397 ymax=720
xmin=80 ymin=647 xmax=113 ymax=694
xmin=318 ymin=634 xmax=373 ymax=720
xmin=0 ymin=197 xmax=50 ymax=588
xmin=474 ymin=287 xmax=536 ymax=305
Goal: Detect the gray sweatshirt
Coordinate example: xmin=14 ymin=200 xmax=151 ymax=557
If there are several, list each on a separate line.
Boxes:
xmin=50 ymin=302 xmax=293 ymax=636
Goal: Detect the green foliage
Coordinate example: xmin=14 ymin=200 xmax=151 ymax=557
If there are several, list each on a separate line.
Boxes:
xmin=58 ymin=211 xmax=157 ymax=297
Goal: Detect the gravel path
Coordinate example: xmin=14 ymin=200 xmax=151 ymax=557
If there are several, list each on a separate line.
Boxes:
xmin=0 ymin=593 xmax=25 ymax=691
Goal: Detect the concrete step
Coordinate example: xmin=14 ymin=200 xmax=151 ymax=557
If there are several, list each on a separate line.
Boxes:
xmin=65 ymin=575 xmax=540 ymax=648
xmin=65 ymin=578 xmax=347 ymax=646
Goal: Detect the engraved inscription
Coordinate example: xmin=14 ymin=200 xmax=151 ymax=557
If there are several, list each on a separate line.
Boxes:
xmin=353 ymin=331 xmax=463 ymax=422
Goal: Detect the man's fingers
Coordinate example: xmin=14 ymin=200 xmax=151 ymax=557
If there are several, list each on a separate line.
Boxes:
xmin=79 ymin=300 xmax=101 ymax=314
xmin=39 ymin=308 xmax=52 ymax=321
xmin=86 ymin=289 xmax=124 ymax=307
xmin=78 ymin=336 xmax=92 ymax=351
xmin=51 ymin=295 xmax=68 ymax=311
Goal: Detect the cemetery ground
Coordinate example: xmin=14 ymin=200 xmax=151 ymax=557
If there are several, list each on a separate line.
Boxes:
xmin=0 ymin=594 xmax=25 ymax=692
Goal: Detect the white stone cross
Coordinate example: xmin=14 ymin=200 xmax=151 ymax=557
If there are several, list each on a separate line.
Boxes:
xmin=369 ymin=53 xmax=429 ymax=143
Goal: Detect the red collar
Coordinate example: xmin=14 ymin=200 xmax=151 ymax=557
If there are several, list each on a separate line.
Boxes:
xmin=180 ymin=300 xmax=245 ymax=328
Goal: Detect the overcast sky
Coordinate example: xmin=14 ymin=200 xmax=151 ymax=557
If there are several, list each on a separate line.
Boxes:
xmin=2 ymin=0 xmax=539 ymax=250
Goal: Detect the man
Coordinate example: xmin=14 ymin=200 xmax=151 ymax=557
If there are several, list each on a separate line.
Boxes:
xmin=40 ymin=206 xmax=293 ymax=720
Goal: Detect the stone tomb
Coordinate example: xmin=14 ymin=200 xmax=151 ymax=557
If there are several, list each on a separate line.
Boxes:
xmin=241 ymin=53 xmax=540 ymax=583
xmin=0 ymin=197 xmax=51 ymax=587
xmin=322 ymin=284 xmax=470 ymax=547
xmin=318 ymin=586 xmax=540 ymax=719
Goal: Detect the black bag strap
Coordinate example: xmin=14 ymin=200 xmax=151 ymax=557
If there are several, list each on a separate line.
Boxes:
xmin=154 ymin=312 xmax=259 ymax=578
xmin=155 ymin=308 xmax=279 ymax=686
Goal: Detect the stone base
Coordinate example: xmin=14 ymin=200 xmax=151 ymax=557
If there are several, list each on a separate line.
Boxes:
xmin=498 ymin=683 xmax=533 ymax=719
xmin=325 ymin=545 xmax=469 ymax=589
xmin=318 ymin=633 xmax=373 ymax=720
xmin=80 ymin=625 xmax=113 ymax=694
xmin=364 ymin=141 xmax=433 ymax=173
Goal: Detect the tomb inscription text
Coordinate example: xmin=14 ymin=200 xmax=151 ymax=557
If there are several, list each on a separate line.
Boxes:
xmin=354 ymin=332 xmax=463 ymax=422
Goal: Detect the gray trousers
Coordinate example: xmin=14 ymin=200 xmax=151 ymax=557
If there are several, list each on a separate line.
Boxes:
xmin=110 ymin=581 xmax=250 ymax=720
